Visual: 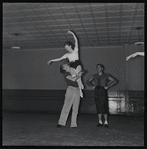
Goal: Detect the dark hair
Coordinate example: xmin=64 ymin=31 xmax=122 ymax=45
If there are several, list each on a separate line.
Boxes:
xmin=64 ymin=41 xmax=75 ymax=50
xmin=96 ymin=64 xmax=104 ymax=70
xmin=60 ymin=64 xmax=65 ymax=73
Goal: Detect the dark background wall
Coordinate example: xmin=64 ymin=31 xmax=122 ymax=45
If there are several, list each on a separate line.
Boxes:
xmin=3 ymin=45 xmax=144 ymax=90
xmin=2 ymin=45 xmax=144 ymax=114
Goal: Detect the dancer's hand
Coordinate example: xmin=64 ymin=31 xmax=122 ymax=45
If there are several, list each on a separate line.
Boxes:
xmin=92 ymin=86 xmax=95 ymax=89
xmin=78 ymin=71 xmax=84 ymax=77
xmin=78 ymin=70 xmax=86 ymax=76
xmin=67 ymin=30 xmax=73 ymax=34
xmin=47 ymin=60 xmax=52 ymax=65
xmin=104 ymin=86 xmax=109 ymax=90
xmin=126 ymin=56 xmax=131 ymax=61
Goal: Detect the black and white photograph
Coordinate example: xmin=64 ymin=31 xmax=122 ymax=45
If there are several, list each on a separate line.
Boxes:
xmin=2 ymin=3 xmax=144 ymax=146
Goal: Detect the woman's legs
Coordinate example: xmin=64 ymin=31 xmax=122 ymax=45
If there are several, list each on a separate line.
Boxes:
xmin=70 ymin=66 xmax=84 ymax=98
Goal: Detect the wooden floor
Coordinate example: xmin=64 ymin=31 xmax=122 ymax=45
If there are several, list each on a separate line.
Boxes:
xmin=2 ymin=112 xmax=144 ymax=146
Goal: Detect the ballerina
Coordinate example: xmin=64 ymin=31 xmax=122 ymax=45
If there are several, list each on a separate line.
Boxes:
xmin=47 ymin=30 xmax=84 ymax=97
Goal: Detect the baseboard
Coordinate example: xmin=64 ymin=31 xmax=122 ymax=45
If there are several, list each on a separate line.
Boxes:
xmin=2 ymin=89 xmax=144 ymax=115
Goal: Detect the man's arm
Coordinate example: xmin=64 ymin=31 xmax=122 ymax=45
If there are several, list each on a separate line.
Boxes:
xmin=104 ymin=76 xmax=118 ymax=89
xmin=86 ymin=75 xmax=95 ymax=88
xmin=66 ymin=71 xmax=83 ymax=81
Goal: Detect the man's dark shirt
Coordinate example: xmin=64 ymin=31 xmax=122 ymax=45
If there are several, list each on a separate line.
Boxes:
xmin=64 ymin=72 xmax=78 ymax=87
xmin=91 ymin=73 xmax=111 ymax=87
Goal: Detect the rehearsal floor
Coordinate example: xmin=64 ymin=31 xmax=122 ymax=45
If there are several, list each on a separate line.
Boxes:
xmin=2 ymin=112 xmax=144 ymax=146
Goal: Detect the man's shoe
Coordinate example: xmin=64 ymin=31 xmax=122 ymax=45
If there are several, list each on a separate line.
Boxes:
xmin=71 ymin=125 xmax=77 ymax=128
xmin=104 ymin=124 xmax=109 ymax=128
xmin=96 ymin=123 xmax=103 ymax=127
xmin=56 ymin=124 xmax=64 ymax=128
xmin=71 ymin=126 xmax=77 ymax=129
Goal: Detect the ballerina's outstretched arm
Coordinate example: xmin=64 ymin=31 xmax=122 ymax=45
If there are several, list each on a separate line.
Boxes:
xmin=126 ymin=52 xmax=144 ymax=61
xmin=47 ymin=53 xmax=69 ymax=65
